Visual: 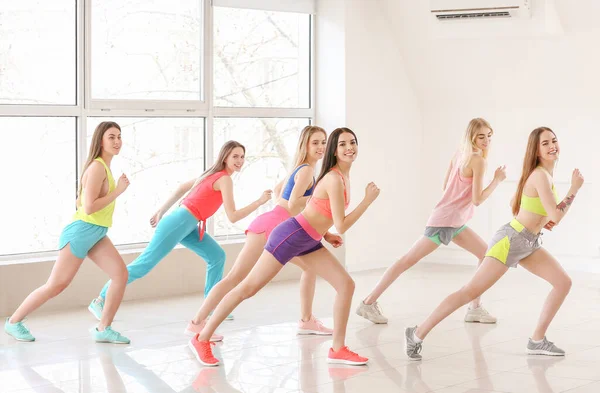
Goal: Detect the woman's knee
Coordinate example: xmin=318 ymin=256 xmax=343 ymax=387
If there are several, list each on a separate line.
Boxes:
xmin=111 ymin=264 xmax=129 ymax=284
xmin=46 ymin=279 xmax=71 ymax=297
xmin=555 ymin=274 xmax=572 ymax=293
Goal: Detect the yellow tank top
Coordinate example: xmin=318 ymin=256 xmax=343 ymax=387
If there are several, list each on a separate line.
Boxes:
xmin=520 ymin=185 xmax=559 ymax=216
xmin=73 ymin=157 xmax=116 ymax=227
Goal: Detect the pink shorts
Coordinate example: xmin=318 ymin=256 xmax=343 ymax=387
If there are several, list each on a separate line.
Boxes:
xmin=246 ymin=205 xmax=291 ymax=239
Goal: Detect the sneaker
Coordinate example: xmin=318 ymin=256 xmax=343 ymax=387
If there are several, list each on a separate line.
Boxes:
xmin=88 ymin=297 xmax=104 ymax=321
xmin=92 ymin=326 xmax=130 ymax=344
xmin=404 ymin=326 xmax=423 ymax=361
xmin=189 ymin=334 xmax=220 ymax=366
xmin=464 ymin=305 xmax=497 ymax=324
xmin=208 ymin=311 xmax=234 ymax=321
xmin=4 ymin=318 xmax=35 ymax=342
xmin=327 ymin=346 xmax=369 ymax=365
xmin=297 ymin=316 xmax=333 ymax=336
xmin=355 ymin=301 xmax=388 ymax=324
xmin=184 ymin=320 xmax=224 ymax=342
xmin=526 ymin=337 xmax=565 ymax=356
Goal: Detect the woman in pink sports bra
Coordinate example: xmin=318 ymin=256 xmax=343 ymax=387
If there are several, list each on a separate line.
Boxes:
xmin=356 ymin=118 xmax=507 ymax=325
xmin=185 ymin=126 xmax=337 ymax=339
xmin=189 ymin=127 xmax=380 ymax=367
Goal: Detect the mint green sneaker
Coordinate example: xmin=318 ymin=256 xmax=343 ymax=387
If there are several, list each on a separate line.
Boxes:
xmin=5 ymin=318 xmax=35 ymax=342
xmin=92 ymin=326 xmax=130 ymax=344
xmin=208 ymin=311 xmax=234 ymax=321
xmin=88 ymin=297 xmax=104 ymax=321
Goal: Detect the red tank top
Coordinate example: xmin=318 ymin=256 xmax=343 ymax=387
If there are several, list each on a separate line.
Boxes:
xmin=181 ymin=170 xmax=229 ymax=239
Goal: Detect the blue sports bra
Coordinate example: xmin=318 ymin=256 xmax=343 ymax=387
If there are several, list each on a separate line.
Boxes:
xmin=281 ymin=164 xmax=315 ymax=200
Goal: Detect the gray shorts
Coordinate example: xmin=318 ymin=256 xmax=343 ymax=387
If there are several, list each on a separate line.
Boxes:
xmin=485 ymin=219 xmax=542 ymax=268
xmin=424 ymin=225 xmax=467 ymax=246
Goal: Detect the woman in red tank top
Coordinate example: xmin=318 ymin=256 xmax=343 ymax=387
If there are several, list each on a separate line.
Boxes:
xmin=89 ymin=141 xmax=272 ymax=338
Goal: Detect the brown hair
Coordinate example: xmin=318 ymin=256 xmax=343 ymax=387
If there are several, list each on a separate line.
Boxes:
xmin=78 ymin=121 xmax=121 ymax=198
xmin=511 ymin=127 xmax=556 ymax=216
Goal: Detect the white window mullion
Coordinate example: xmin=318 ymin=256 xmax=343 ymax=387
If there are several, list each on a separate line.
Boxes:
xmin=205 ymin=0 xmax=217 ymax=238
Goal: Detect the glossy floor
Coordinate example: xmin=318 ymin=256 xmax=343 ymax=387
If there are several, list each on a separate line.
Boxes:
xmin=2 ymin=263 xmax=600 ymax=393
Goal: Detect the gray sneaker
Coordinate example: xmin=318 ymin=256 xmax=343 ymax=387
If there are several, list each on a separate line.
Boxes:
xmin=355 ymin=301 xmax=388 ymax=324
xmin=404 ymin=326 xmax=423 ymax=361
xmin=526 ymin=337 xmax=565 ymax=356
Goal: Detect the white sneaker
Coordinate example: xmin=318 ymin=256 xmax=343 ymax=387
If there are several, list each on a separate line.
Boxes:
xmin=355 ymin=301 xmax=388 ymax=324
xmin=464 ymin=305 xmax=497 ymax=324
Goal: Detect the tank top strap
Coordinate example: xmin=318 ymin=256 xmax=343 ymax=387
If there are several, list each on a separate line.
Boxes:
xmin=94 ymin=157 xmax=115 ymax=191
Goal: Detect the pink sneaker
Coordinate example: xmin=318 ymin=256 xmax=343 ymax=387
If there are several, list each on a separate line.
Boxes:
xmin=297 ymin=315 xmax=333 ymax=336
xmin=327 ymin=346 xmax=369 ymax=366
xmin=188 ymin=334 xmax=220 ymax=366
xmin=184 ymin=320 xmax=224 ymax=342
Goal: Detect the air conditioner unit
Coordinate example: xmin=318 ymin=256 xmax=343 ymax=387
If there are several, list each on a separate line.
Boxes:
xmin=430 ymin=0 xmax=531 ymax=20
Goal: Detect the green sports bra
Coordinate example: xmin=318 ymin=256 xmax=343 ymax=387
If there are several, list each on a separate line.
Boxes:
xmin=520 ymin=185 xmax=559 ymax=216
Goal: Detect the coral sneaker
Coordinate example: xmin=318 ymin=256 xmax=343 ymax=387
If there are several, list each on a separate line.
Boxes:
xmin=297 ymin=315 xmax=333 ymax=336
xmin=327 ymin=346 xmax=369 ymax=365
xmin=184 ymin=320 xmax=223 ymax=342
xmin=188 ymin=334 xmax=220 ymax=366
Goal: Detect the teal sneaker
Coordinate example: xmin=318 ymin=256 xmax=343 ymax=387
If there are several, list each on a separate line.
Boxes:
xmin=5 ymin=318 xmax=35 ymax=342
xmin=208 ymin=311 xmax=234 ymax=321
xmin=93 ymin=326 xmax=130 ymax=344
xmin=88 ymin=297 xmax=104 ymax=321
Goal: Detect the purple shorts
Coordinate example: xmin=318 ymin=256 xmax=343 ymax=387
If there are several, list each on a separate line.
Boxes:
xmin=265 ymin=215 xmax=324 ymax=265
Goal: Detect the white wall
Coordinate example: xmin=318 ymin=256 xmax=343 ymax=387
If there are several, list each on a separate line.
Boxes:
xmin=379 ymin=0 xmax=600 ymax=271
xmin=317 ymin=0 xmax=425 ymax=272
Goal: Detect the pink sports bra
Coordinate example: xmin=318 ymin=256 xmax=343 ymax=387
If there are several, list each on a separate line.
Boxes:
xmin=309 ymin=168 xmax=350 ymax=219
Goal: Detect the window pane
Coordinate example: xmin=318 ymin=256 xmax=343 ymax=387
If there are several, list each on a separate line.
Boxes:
xmin=87 ymin=118 xmax=204 ymax=245
xmin=213 ymin=117 xmax=308 ymax=237
xmin=214 ymin=7 xmax=310 ymax=108
xmin=0 ymin=117 xmax=76 ymax=255
xmin=91 ymin=0 xmax=202 ymax=100
xmin=0 ymin=1 xmax=76 ymax=105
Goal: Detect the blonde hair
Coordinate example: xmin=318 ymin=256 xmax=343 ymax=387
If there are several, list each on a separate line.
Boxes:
xmin=511 ymin=127 xmax=555 ymax=216
xmin=188 ymin=140 xmax=245 ymax=191
xmin=459 ymin=118 xmax=493 ymax=167
xmin=79 ymin=121 xmax=121 ymax=198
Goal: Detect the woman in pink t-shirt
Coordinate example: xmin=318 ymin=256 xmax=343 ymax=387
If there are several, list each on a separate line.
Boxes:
xmin=356 ymin=118 xmax=506 ymax=324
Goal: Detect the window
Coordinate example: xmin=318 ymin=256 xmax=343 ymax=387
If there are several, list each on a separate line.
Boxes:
xmin=87 ymin=118 xmax=205 ymax=245
xmin=0 ymin=117 xmax=76 ymax=256
xmin=213 ymin=7 xmax=310 ymax=108
xmin=213 ymin=118 xmax=308 ymax=237
xmin=1 ymin=1 xmax=314 ymax=259
xmin=91 ymin=0 xmax=202 ymax=101
xmin=0 ymin=0 xmax=76 ymax=105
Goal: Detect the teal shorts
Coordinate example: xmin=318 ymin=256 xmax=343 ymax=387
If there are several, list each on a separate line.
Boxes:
xmin=58 ymin=220 xmax=108 ymax=259
xmin=424 ymin=225 xmax=467 ymax=246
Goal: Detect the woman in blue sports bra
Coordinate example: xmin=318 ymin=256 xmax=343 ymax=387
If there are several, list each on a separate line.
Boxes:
xmin=187 ymin=126 xmax=340 ymax=337
xmin=404 ymin=127 xmax=585 ymax=361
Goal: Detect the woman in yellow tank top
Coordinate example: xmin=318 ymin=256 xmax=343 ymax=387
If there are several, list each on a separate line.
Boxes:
xmin=404 ymin=127 xmax=585 ymax=361
xmin=4 ymin=122 xmax=132 ymax=344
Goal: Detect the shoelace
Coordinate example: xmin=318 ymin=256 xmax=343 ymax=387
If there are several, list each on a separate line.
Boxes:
xmin=410 ymin=342 xmax=423 ymax=356
xmin=200 ymin=341 xmax=217 ymax=360
xmin=339 ymin=346 xmax=360 ymax=358
xmin=15 ymin=323 xmax=30 ymax=335
xmin=373 ymin=302 xmax=384 ymax=315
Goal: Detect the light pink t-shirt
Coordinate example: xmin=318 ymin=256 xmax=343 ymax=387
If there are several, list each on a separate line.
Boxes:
xmin=426 ymin=154 xmax=475 ymax=228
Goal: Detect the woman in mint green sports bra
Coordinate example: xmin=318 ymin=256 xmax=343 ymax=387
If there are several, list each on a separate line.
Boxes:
xmin=4 ymin=122 xmax=131 ymax=344
xmin=405 ymin=127 xmax=585 ymax=361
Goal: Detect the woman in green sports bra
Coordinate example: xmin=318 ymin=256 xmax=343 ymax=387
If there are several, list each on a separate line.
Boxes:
xmin=404 ymin=126 xmax=585 ymax=361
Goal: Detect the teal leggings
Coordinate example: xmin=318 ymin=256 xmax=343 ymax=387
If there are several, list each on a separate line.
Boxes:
xmin=100 ymin=207 xmax=225 ymax=299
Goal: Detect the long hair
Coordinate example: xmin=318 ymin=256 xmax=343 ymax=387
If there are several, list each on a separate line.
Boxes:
xmin=511 ymin=127 xmax=556 ymax=216
xmin=280 ymin=125 xmax=326 ymax=188
xmin=316 ymin=127 xmax=358 ymax=184
xmin=189 ymin=140 xmax=245 ymax=190
xmin=459 ymin=118 xmax=493 ymax=167
xmin=79 ymin=121 xmax=121 ymax=198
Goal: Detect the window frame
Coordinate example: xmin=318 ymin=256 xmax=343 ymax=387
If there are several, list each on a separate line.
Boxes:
xmin=0 ymin=0 xmax=315 ymax=261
